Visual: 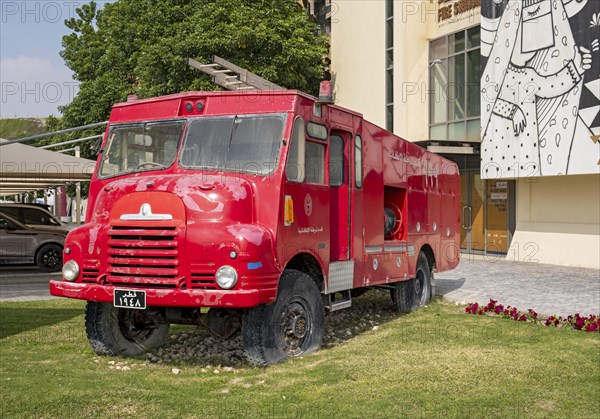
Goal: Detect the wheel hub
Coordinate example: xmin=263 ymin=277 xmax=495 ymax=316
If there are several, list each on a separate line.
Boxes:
xmin=43 ymin=251 xmax=59 ymax=267
xmin=288 ymin=315 xmax=307 ymax=339
xmin=278 ymin=302 xmax=310 ymax=355
xmin=118 ymin=309 xmax=157 ymax=342
xmin=415 ymin=277 xmax=422 ymax=295
xmin=414 ymin=269 xmax=427 ymax=305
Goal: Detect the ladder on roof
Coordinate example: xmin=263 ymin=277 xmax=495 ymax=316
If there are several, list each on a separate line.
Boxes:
xmin=186 ymin=56 xmax=285 ymax=91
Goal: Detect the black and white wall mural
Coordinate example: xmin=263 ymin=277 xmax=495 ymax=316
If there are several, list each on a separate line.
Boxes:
xmin=481 ymin=0 xmax=600 ymax=178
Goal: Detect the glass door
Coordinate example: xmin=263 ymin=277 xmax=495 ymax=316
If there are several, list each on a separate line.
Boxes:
xmin=486 ymin=180 xmax=510 ymax=253
xmin=460 ymin=171 xmax=485 ymax=252
xmin=461 ymin=172 xmax=510 ymax=254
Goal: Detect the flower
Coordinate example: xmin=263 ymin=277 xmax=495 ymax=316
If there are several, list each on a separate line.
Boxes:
xmin=484 ymin=299 xmax=497 ymax=312
xmin=465 ymin=302 xmax=479 ymax=314
xmin=591 ymin=13 xmax=600 ymax=28
xmin=463 ymin=301 xmax=599 ymax=333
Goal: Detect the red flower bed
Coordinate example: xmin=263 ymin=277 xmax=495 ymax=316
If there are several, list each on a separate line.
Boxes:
xmin=465 ymin=299 xmax=599 ymax=333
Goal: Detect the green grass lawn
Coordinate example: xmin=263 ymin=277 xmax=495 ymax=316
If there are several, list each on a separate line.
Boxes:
xmin=1 ymin=295 xmax=598 ymax=418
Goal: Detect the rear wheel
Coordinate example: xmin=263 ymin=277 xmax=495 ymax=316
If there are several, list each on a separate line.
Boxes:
xmin=85 ymin=302 xmax=169 ymax=356
xmin=391 ymin=252 xmax=431 ymax=313
xmin=35 ymin=243 xmax=62 ymax=272
xmin=242 ymin=270 xmax=324 ymax=366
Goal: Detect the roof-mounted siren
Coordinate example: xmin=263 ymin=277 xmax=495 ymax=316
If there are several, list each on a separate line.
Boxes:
xmin=318 ymin=80 xmax=334 ymax=104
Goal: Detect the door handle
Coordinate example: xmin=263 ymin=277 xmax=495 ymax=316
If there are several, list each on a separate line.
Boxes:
xmin=466 ymin=207 xmax=472 ymax=231
xmin=462 ymin=206 xmax=472 ymax=230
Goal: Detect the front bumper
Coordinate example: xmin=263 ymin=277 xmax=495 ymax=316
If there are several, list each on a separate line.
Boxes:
xmin=49 ymin=280 xmax=275 ymax=308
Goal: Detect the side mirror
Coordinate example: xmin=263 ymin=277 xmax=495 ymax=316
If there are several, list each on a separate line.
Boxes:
xmin=90 ymin=137 xmax=103 ymax=156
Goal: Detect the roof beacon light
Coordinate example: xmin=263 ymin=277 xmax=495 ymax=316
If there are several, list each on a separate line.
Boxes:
xmin=319 ymin=80 xmax=333 ymax=104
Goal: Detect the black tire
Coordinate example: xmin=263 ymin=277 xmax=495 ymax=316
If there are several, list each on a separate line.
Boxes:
xmin=35 ymin=243 xmax=62 ymax=272
xmin=391 ymin=252 xmax=431 ymax=313
xmin=85 ymin=301 xmax=169 ymax=356
xmin=242 ymin=270 xmax=325 ymax=366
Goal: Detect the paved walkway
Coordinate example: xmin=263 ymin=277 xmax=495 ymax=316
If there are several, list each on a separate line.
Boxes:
xmin=436 ymin=255 xmax=600 ymax=317
xmin=0 ymin=266 xmax=60 ymax=302
xmin=1 ymin=256 xmax=599 ymax=316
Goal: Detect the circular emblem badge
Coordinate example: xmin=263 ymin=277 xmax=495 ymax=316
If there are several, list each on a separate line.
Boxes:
xmin=304 ymin=194 xmax=313 ymax=216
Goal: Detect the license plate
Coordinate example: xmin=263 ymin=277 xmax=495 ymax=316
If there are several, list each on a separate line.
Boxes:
xmin=114 ymin=289 xmax=146 ymax=310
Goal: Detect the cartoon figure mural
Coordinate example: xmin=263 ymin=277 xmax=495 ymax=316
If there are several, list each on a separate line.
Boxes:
xmin=481 ymin=0 xmax=600 ymax=178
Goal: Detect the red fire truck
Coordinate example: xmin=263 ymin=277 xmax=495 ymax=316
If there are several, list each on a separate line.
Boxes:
xmin=50 ymin=88 xmax=460 ymax=365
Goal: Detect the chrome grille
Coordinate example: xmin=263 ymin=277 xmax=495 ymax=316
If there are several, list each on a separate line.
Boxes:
xmin=81 ymin=267 xmax=100 ymax=283
xmin=190 ymin=264 xmax=216 ymax=289
xmin=107 ymin=224 xmax=180 ymax=287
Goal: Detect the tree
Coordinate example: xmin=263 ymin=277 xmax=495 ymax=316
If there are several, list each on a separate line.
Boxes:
xmin=43 ymin=0 xmax=328 ymax=198
xmin=52 ymin=0 xmax=329 ymax=140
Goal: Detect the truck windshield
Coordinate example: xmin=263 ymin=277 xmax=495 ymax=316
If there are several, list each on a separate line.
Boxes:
xmin=99 ymin=121 xmax=184 ymax=178
xmin=180 ymin=114 xmax=285 ymax=175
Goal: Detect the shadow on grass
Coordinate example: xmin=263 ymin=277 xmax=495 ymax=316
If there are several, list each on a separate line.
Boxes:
xmin=147 ymin=290 xmax=407 ymax=368
xmin=0 ymin=307 xmax=82 ymax=340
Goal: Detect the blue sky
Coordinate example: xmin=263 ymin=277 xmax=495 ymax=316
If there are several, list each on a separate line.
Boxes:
xmin=1 ymin=1 xmax=115 ymax=118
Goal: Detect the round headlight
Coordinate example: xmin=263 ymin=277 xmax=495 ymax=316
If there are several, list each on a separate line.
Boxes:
xmin=62 ymin=260 xmax=79 ymax=282
xmin=215 ymin=265 xmax=238 ymax=290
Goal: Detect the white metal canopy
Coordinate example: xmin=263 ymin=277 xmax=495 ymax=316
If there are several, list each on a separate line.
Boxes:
xmin=0 ymin=138 xmax=96 ymax=196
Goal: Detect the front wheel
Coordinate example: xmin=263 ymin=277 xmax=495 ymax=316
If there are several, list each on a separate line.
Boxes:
xmin=391 ymin=252 xmax=431 ymax=313
xmin=242 ymin=270 xmax=324 ymax=366
xmin=85 ymin=302 xmax=169 ymax=356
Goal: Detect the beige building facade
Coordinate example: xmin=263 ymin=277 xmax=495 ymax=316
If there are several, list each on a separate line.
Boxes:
xmin=330 ymin=0 xmax=600 ymax=269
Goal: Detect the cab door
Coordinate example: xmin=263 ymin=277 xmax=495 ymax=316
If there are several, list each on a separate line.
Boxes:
xmin=329 ymin=131 xmax=351 ymax=261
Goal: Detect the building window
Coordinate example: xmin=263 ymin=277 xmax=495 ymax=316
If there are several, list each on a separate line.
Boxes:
xmin=429 ymin=26 xmax=480 ymax=142
xmin=385 ymin=0 xmax=394 ymax=132
xmin=298 ymin=0 xmax=332 ymax=35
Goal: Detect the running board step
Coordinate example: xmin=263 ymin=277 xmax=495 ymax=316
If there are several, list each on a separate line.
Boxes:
xmin=326 ymin=290 xmax=352 ymax=312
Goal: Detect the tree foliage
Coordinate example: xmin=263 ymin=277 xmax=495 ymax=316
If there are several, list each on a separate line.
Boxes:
xmin=54 ymin=0 xmax=329 ymax=135
xmin=42 ymin=0 xmax=327 ymax=199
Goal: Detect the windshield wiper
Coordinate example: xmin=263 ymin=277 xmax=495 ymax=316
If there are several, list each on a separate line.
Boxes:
xmin=226 ymin=116 xmax=242 ymax=155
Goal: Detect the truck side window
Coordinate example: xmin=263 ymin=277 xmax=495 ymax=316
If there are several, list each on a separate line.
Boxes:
xmin=355 ymin=135 xmax=363 ymax=188
xmin=305 ymin=141 xmax=325 ymax=184
xmin=285 ymin=117 xmax=305 ymax=182
xmin=330 ymin=135 xmax=344 ymax=187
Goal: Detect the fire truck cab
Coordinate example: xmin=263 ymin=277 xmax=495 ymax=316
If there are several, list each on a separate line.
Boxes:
xmin=50 ymin=90 xmax=460 ymax=365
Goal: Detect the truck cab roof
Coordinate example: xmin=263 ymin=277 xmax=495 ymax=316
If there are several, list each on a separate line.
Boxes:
xmin=109 ymin=90 xmax=362 ymax=123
